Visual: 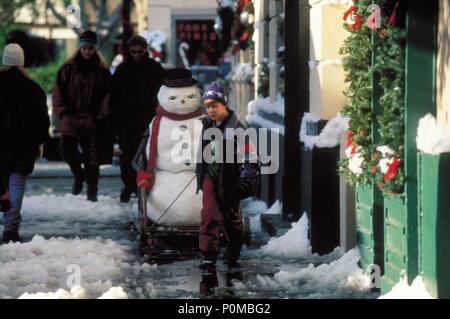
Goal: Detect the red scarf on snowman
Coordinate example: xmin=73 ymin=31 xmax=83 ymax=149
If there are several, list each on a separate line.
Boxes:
xmin=137 ymin=105 xmax=203 ymax=190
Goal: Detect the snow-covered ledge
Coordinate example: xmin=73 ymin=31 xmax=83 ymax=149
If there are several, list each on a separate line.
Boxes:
xmin=299 ymin=113 xmax=349 ymax=150
xmin=246 ymin=96 xmax=285 ymax=135
xmin=417 ymin=113 xmax=450 ymax=155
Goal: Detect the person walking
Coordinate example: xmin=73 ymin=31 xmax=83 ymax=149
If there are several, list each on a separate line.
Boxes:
xmin=110 ymin=35 xmax=164 ymax=203
xmin=0 ymin=43 xmax=50 ymax=243
xmin=196 ymin=81 xmax=259 ymax=275
xmin=52 ymin=31 xmax=112 ymax=202
xmin=0 ymin=171 xmax=11 ymax=213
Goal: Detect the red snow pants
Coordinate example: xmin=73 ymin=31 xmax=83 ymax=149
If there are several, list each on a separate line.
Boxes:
xmin=199 ymin=176 xmax=243 ymax=263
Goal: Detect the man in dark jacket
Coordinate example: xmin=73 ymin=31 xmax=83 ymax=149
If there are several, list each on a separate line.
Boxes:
xmin=52 ymin=31 xmax=112 ymax=202
xmin=196 ymin=82 xmax=259 ymax=277
xmin=110 ymin=35 xmax=164 ymax=202
xmin=0 ymin=43 xmax=50 ymax=243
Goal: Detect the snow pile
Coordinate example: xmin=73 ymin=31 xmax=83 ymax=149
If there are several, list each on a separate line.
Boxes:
xmin=98 ymin=287 xmax=128 ymax=299
xmin=246 ymin=96 xmax=285 ymax=135
xmin=19 ymin=286 xmax=128 ymax=299
xmin=260 ymin=213 xmax=311 ymax=258
xmin=237 ymin=249 xmax=373 ymax=298
xmin=417 ymin=113 xmax=450 ymax=155
xmin=19 ymin=286 xmax=87 ymax=299
xmin=300 ymin=113 xmax=349 ymax=150
xmin=379 ymin=276 xmax=433 ymax=299
xmin=0 ymin=235 xmax=132 ymax=299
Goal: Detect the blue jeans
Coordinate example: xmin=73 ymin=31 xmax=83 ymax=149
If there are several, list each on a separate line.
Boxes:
xmin=2 ymin=172 xmax=26 ymax=233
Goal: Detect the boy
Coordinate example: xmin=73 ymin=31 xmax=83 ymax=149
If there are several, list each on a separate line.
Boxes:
xmin=196 ymin=81 xmax=259 ymax=275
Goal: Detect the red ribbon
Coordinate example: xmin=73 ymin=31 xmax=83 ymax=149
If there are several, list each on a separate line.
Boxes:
xmin=384 ymin=157 xmax=401 ymax=181
xmin=343 ymin=5 xmax=362 ymax=30
xmin=346 ymin=131 xmax=357 ymax=155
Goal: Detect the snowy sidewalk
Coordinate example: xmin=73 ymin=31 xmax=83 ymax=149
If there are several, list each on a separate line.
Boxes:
xmin=30 ymin=160 xmax=120 ymax=178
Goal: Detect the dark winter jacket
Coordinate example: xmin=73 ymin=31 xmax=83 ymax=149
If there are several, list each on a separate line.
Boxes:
xmin=109 ymin=52 xmax=164 ymax=138
xmin=0 ymin=170 xmax=7 ymax=195
xmin=196 ymin=110 xmax=260 ymax=205
xmin=0 ymin=67 xmax=50 ymax=175
xmin=52 ymin=53 xmax=112 ymax=137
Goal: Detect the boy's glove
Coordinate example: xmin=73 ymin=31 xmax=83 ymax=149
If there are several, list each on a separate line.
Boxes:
xmin=0 ymin=192 xmax=11 ymax=213
xmin=136 ymin=170 xmax=155 ymax=190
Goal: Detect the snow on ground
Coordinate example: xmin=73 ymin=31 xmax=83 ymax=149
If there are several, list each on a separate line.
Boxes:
xmin=260 ymin=213 xmax=310 ymax=258
xmin=16 ymin=194 xmax=136 ymax=239
xmin=239 ymin=199 xmax=376 ymax=299
xmin=0 ymin=189 xmax=377 ymax=299
xmin=379 ymin=276 xmax=433 ymax=299
xmin=0 ymin=235 xmax=135 ymax=299
xmin=19 ymin=286 xmax=128 ymax=299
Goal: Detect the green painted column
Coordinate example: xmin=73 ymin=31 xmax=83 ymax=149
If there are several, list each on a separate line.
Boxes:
xmin=355 ymin=184 xmax=384 ymax=272
xmin=381 ymin=0 xmax=438 ymax=293
xmin=419 ymin=153 xmax=450 ymax=299
xmin=355 ymin=31 xmax=384 ymax=274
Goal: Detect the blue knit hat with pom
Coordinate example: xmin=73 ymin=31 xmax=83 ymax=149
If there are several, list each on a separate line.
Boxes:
xmin=202 ymin=81 xmax=227 ymax=105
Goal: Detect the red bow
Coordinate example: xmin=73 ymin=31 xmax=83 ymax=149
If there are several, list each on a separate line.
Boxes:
xmin=384 ymin=157 xmax=401 ymax=181
xmin=343 ymin=5 xmax=362 ymax=31
xmin=346 ymin=131 xmax=357 ymax=155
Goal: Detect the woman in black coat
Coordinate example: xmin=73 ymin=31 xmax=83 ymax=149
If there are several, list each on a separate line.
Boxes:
xmin=0 ymin=43 xmax=50 ymax=243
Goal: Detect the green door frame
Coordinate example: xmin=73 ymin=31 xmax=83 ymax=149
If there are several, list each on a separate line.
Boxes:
xmin=381 ymin=0 xmax=438 ymax=294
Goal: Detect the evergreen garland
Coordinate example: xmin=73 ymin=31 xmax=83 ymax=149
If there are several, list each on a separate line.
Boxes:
xmin=338 ymin=0 xmax=375 ymax=186
xmin=338 ymin=0 xmax=406 ymax=196
xmin=373 ymin=1 xmax=406 ymax=195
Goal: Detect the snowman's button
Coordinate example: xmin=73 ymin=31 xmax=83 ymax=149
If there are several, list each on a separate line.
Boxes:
xmin=184 ymin=160 xmax=192 ymax=166
xmin=182 ymin=142 xmax=189 ymax=149
xmin=179 ymin=125 xmax=188 ymax=131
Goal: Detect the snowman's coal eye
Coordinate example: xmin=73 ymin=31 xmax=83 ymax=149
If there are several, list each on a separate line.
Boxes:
xmin=169 ymin=96 xmax=177 ymax=100
xmin=187 ymin=94 xmax=196 ymax=99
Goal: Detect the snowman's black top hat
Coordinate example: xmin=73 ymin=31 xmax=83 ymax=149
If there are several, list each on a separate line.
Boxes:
xmin=164 ymin=68 xmax=198 ymax=87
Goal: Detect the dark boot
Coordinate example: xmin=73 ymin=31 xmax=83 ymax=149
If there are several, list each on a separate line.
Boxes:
xmin=3 ymin=231 xmax=22 ymax=244
xmin=72 ymin=175 xmax=84 ymax=195
xmin=199 ymin=253 xmax=218 ymax=296
xmin=199 ymin=267 xmax=218 ymax=296
xmin=120 ymin=187 xmax=136 ymax=203
xmin=87 ymin=185 xmax=98 ymax=202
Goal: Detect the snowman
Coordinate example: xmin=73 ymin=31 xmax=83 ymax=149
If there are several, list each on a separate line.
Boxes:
xmin=140 ymin=69 xmax=203 ymax=226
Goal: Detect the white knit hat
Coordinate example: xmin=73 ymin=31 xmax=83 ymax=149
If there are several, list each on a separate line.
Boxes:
xmin=2 ymin=43 xmax=25 ymax=67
